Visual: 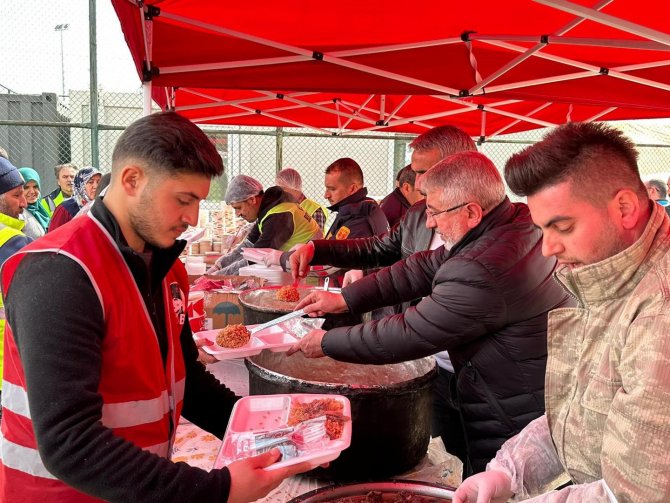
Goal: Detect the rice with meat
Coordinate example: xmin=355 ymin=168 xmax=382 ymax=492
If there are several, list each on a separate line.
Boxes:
xmin=216 ymin=324 xmax=251 ymax=348
xmin=288 ymin=398 xmax=348 ymax=440
xmin=276 ymin=285 xmax=300 ymax=302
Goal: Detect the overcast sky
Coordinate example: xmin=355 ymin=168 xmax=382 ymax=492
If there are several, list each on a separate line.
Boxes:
xmin=1 ymin=1 xmax=140 ymax=95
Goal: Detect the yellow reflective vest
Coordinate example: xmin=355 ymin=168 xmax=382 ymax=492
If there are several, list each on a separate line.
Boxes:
xmin=259 ymin=202 xmax=321 ymax=251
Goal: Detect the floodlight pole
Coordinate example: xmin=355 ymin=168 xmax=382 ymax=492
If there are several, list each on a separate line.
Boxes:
xmin=54 ymin=23 xmax=69 ymax=97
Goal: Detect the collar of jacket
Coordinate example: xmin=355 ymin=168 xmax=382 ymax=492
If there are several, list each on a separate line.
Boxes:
xmin=0 ymin=211 xmax=26 ymax=232
xmin=555 ymin=201 xmax=669 ymax=306
xmin=327 ymin=187 xmax=371 ymax=212
xmin=448 ymin=197 xmax=517 ymax=255
xmin=47 ymin=187 xmax=67 ymax=200
xmin=257 ymin=186 xmax=290 ymax=220
xmin=386 ymin=187 xmax=411 ymax=210
xmin=90 ymin=196 xmax=185 ymax=291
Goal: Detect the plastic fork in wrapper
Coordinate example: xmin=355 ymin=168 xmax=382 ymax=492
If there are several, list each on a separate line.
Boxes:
xmin=228 ymin=416 xmax=328 ymax=463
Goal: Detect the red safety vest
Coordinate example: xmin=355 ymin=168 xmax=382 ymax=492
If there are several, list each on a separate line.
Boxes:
xmin=0 ymin=213 xmax=188 ymax=502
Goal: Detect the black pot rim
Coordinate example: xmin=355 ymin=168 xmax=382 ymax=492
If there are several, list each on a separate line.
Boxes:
xmin=245 ymin=356 xmax=438 ymax=392
xmin=287 ymin=479 xmax=456 ymax=502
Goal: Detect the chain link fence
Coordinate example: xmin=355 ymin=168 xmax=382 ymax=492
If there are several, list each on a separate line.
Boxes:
xmin=2 ymin=1 xmax=670 ymax=221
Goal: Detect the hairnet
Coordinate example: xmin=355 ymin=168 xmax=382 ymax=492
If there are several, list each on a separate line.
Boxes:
xmin=225 ymin=175 xmax=263 ymax=204
xmin=275 ymin=168 xmax=302 ymax=192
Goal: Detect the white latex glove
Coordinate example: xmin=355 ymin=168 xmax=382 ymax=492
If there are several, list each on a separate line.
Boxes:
xmin=342 ymin=269 xmax=364 ymax=287
xmin=453 ymin=470 xmax=513 ymax=503
xmin=262 ymin=249 xmax=283 ymax=267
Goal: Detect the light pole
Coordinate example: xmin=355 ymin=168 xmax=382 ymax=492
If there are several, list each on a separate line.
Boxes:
xmin=54 ymin=23 xmax=69 ymax=97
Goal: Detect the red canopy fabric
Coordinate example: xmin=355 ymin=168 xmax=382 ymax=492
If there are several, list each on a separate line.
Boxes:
xmin=112 ymin=0 xmax=670 ymax=137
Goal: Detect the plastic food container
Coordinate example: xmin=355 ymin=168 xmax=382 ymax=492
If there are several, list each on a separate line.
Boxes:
xmin=193 ymin=325 xmax=299 ymax=360
xmin=214 ymin=394 xmax=352 ymax=471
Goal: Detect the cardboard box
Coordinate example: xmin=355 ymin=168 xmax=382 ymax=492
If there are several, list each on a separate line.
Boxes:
xmin=189 ymin=275 xmax=265 ymax=329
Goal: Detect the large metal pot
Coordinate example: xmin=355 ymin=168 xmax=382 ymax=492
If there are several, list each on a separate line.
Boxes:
xmin=246 ymin=352 xmax=437 ymax=480
xmin=238 ymin=286 xmax=311 ymax=325
xmin=239 ymin=286 xmax=361 ymax=328
xmin=288 ymin=480 xmax=454 ymax=502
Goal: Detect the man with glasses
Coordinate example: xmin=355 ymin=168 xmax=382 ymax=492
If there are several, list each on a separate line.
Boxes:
xmin=289 ymin=125 xmax=478 ymax=466
xmin=288 ymin=151 xmax=573 ymax=474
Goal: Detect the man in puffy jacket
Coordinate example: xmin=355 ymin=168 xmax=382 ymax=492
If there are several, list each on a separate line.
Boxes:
xmin=323 ymin=157 xmax=388 ymax=241
xmin=289 ymin=125 xmax=478 ymax=464
xmin=288 ymin=151 xmax=573 ymax=474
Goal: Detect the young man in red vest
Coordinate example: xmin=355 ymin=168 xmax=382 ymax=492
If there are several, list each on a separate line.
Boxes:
xmin=0 ymin=112 xmax=309 ymax=502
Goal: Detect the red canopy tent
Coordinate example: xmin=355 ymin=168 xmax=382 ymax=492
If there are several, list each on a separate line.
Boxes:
xmin=111 ymin=0 xmax=670 ymax=138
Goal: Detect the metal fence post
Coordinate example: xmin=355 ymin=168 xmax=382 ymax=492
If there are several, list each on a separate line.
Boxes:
xmin=89 ymin=0 xmax=99 ymax=169
xmin=275 ymin=127 xmax=283 ymax=175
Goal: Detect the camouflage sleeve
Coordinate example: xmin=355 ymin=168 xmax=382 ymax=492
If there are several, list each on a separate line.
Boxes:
xmin=519 ymin=480 xmax=615 ymax=502
xmin=597 ymin=313 xmax=670 ymax=502
xmin=487 ymin=415 xmax=572 ymax=500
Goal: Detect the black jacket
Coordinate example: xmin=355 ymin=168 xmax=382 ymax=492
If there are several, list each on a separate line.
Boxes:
xmin=379 ymin=187 xmax=411 ymax=228
xmin=313 ymin=199 xmax=431 ymax=267
xmin=246 ymin=185 xmax=296 ymax=249
xmin=5 ymin=198 xmax=239 ymax=502
xmin=320 ymin=198 xmax=575 ymax=472
xmin=325 ymin=187 xmax=389 ymax=240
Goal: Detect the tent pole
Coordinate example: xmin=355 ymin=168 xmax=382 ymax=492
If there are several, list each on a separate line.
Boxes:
xmin=143 ymin=83 xmax=152 ymax=116
xmin=535 ymin=0 xmax=670 ymax=47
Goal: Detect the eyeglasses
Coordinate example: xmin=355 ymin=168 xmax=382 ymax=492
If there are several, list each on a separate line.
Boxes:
xmin=426 ymin=202 xmax=469 ymax=219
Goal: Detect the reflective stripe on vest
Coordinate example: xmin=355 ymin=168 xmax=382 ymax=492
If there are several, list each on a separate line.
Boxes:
xmin=259 ymin=202 xmax=321 ymax=251
xmin=0 ymin=429 xmax=57 ymax=480
xmin=0 ymin=226 xmax=23 ymax=247
xmin=299 ymin=198 xmax=329 ymax=221
xmin=102 ymin=378 xmax=185 ymax=428
xmin=40 ymin=191 xmax=64 ymax=217
xmin=2 ymin=380 xmax=30 ymax=418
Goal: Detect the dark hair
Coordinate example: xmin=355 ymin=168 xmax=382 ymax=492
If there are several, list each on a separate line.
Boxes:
xmin=409 ymin=125 xmax=477 ymax=156
xmin=505 ymin=122 xmax=644 ymax=205
xmin=95 ymin=173 xmax=112 ymax=198
xmin=397 ymin=164 xmax=417 ymax=188
xmin=112 ymin=112 xmax=224 ymax=178
xmin=325 ymin=157 xmax=364 ymax=185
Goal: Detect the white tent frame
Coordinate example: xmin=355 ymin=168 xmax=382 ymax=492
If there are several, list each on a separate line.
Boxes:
xmin=134 ymin=0 xmax=670 ymax=137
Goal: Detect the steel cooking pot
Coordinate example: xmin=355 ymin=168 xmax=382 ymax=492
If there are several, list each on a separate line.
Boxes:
xmin=288 ymin=480 xmax=455 ymax=502
xmin=246 ymin=352 xmax=437 ymax=480
xmin=238 ymin=286 xmax=311 ymax=325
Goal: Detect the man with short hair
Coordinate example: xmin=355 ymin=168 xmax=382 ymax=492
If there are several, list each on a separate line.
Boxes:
xmin=322 ymin=157 xmax=388 ymax=241
xmin=0 ymin=157 xmax=31 ymax=422
xmin=380 ymin=164 xmax=423 ymax=228
xmin=289 ymin=125 xmax=478 ymax=464
xmin=289 ymin=151 xmax=572 ymax=474
xmin=0 ymin=112 xmax=308 ymax=502
xmin=454 ymin=122 xmax=670 ymax=503
xmin=276 ymin=167 xmax=329 ymax=232
xmin=40 ymin=162 xmax=76 ymax=216
xmin=225 ymin=174 xmax=322 ymax=251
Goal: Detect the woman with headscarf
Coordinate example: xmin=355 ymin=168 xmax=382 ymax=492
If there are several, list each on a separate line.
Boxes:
xmin=48 ymin=167 xmax=102 ymax=232
xmin=18 ymin=167 xmax=51 ymax=239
